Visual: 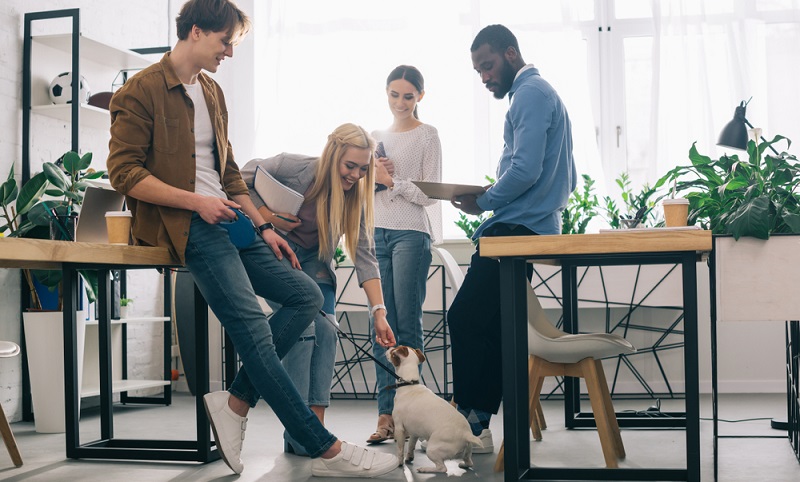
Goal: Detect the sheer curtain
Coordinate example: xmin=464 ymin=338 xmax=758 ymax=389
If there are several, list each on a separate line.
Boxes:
xmin=252 ymin=0 xmax=601 ymax=240
xmin=648 ymin=0 xmax=800 ymax=182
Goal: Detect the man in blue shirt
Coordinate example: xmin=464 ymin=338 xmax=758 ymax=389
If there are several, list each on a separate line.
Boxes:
xmin=448 ymin=24 xmax=577 ymax=449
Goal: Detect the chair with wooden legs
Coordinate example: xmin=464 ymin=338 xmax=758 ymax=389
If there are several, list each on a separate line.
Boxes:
xmin=495 ymin=281 xmax=635 ymax=471
xmin=0 ymin=341 xmax=23 ymax=467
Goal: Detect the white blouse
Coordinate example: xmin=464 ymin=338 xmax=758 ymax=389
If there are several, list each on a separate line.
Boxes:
xmin=372 ymin=123 xmax=442 ymax=245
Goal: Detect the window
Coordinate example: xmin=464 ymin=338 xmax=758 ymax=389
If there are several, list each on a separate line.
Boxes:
xmin=253 ymin=0 xmax=800 ymax=238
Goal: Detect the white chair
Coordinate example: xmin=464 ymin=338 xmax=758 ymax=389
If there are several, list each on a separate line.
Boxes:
xmin=0 ymin=340 xmax=23 ymax=467
xmin=495 ymin=280 xmax=636 ymax=471
xmin=430 ymin=246 xmax=464 ymax=295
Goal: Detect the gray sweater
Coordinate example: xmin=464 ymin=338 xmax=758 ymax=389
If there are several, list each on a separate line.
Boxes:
xmin=240 ymin=152 xmax=380 ymax=286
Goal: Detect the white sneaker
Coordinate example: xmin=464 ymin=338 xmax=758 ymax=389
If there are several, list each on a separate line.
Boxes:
xmin=203 ymin=391 xmax=247 ymax=474
xmin=420 ymin=428 xmax=494 ymax=454
xmin=311 ymin=441 xmax=399 ymax=478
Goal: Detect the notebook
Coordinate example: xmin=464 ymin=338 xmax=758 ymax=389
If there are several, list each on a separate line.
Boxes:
xmin=253 ymin=165 xmax=305 ymax=215
xmin=75 ymin=186 xmax=126 ymax=243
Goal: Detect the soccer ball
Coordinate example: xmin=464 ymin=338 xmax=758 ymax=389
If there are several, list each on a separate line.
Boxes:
xmin=48 ymin=72 xmax=91 ymax=105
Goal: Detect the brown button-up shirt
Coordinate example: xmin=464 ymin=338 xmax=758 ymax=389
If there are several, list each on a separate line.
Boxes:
xmin=107 ymin=53 xmax=248 ymax=263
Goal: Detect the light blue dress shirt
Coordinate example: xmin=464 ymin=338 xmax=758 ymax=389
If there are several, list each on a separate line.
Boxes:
xmin=474 ymin=66 xmax=577 ymax=238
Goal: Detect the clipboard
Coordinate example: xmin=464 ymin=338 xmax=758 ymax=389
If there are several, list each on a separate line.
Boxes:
xmin=253 ymin=165 xmax=304 ymax=215
xmin=412 ymin=181 xmax=486 ymax=201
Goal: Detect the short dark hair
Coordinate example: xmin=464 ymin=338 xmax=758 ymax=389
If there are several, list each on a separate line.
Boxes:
xmin=386 ymin=65 xmax=425 ymax=119
xmin=176 ymin=0 xmax=251 ymax=43
xmin=470 ymin=24 xmax=520 ymax=56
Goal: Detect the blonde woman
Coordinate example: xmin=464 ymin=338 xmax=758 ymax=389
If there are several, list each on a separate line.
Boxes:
xmin=240 ymin=123 xmax=396 ymax=456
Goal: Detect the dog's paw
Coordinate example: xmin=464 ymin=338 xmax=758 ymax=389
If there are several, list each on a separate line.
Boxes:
xmin=458 ymin=461 xmax=474 ymax=469
xmin=404 ymin=455 xmax=415 ymax=464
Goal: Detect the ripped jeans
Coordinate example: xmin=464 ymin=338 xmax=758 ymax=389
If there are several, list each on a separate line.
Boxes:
xmin=267 ymin=239 xmax=338 ymax=407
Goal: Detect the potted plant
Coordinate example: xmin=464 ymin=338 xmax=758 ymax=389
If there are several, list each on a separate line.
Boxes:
xmin=119 ymin=297 xmax=133 ymax=318
xmin=1 ymin=150 xmax=104 ymax=433
xmin=656 ymin=132 xmax=800 ymax=323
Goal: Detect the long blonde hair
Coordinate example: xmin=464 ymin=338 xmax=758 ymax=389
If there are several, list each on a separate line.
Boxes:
xmin=306 ymin=123 xmax=376 ymax=262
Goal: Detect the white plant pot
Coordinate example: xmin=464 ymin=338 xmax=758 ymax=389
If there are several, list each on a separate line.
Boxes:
xmin=715 ymin=235 xmax=800 ymax=322
xmin=119 ymin=305 xmax=130 ymax=319
xmin=23 ymin=310 xmax=86 ymax=433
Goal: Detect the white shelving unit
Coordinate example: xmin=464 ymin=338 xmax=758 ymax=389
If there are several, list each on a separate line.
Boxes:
xmin=22 ymin=10 xmax=172 ymax=426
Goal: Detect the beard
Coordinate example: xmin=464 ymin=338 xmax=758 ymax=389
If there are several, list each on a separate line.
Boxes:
xmin=489 ymin=59 xmax=517 ymax=99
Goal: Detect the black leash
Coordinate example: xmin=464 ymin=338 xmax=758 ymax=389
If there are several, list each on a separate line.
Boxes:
xmin=319 ymin=310 xmax=404 ymax=383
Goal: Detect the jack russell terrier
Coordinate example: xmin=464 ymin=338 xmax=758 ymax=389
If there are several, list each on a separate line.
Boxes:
xmin=387 ymin=345 xmax=483 ymax=473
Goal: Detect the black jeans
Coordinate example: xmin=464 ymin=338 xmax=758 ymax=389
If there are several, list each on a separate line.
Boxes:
xmin=448 ymin=223 xmax=535 ymax=414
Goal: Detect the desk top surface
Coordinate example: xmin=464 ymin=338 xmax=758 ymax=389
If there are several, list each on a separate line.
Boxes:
xmin=0 ymin=237 xmax=179 ymax=269
xmin=480 ymin=229 xmax=712 ymax=258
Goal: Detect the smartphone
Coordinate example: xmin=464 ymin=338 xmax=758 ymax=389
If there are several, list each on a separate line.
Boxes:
xmin=375 ymin=142 xmax=388 ymax=192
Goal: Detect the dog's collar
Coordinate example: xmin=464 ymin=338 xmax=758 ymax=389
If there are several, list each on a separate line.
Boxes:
xmin=384 ymin=379 xmax=420 ymax=390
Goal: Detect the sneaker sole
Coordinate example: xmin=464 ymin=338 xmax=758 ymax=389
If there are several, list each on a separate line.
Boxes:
xmin=203 ymin=396 xmax=241 ymax=474
xmin=311 ymin=461 xmax=398 ymax=478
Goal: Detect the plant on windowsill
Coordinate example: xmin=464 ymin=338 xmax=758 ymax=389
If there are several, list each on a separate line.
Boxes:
xmin=655 ymin=133 xmax=800 ymax=239
xmin=454 ymin=175 xmax=495 ymax=242
xmin=602 ymin=172 xmax=660 ymax=229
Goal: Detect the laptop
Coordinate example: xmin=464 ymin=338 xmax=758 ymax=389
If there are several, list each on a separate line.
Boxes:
xmin=75 ymin=185 xmax=126 ymax=243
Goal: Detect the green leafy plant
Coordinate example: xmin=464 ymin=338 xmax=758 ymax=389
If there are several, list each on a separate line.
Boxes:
xmin=1 ymin=151 xmax=105 ymax=309
xmin=562 ymin=174 xmax=599 ymax=234
xmin=655 ymin=135 xmax=800 ymax=239
xmin=333 ymin=244 xmax=347 ymax=267
xmin=602 ymin=172 xmax=659 ymax=228
xmin=120 ymin=298 xmax=133 ymax=307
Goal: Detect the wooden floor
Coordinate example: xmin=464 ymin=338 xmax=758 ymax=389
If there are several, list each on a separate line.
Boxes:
xmin=0 ymin=392 xmax=797 ymax=481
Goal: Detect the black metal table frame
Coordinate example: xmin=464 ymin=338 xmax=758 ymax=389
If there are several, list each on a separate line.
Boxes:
xmin=499 ymin=250 xmax=701 ymax=481
xmin=62 ymin=264 xmax=219 ymax=462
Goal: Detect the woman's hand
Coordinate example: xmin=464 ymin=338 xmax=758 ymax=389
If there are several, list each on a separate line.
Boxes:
xmin=375 ymin=158 xmax=395 ymax=188
xmin=260 ymin=227 xmax=301 ymax=269
xmin=373 ymin=311 xmax=396 ymax=348
xmin=270 ymin=212 xmax=302 ymax=233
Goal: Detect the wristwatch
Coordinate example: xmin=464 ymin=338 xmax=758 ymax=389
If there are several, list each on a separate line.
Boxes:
xmin=256 ymin=222 xmax=274 ymax=233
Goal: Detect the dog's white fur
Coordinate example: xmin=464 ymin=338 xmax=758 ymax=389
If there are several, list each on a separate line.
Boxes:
xmin=387 ymin=346 xmax=483 ymax=473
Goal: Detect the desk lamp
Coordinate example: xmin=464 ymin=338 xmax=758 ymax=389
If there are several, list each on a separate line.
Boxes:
xmin=717 ymin=99 xmax=779 ymax=155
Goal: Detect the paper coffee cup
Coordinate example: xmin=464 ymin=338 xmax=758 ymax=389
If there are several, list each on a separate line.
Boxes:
xmin=105 ymin=211 xmax=132 ymax=245
xmin=662 ymin=198 xmax=689 ymax=227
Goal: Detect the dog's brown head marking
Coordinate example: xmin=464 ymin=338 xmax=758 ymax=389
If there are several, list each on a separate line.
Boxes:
xmin=389 ymin=346 xmax=409 ymax=367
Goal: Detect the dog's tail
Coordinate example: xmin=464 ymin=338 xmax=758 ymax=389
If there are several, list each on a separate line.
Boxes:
xmin=467 ymin=434 xmax=483 ymax=448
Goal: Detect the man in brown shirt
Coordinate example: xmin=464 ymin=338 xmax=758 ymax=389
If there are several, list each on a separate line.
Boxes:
xmin=106 ymin=0 xmax=398 ymax=478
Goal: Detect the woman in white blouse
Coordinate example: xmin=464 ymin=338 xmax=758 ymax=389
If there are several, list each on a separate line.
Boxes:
xmin=367 ymin=65 xmax=443 ymax=444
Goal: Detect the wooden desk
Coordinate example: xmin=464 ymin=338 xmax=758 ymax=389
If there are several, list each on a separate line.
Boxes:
xmin=481 ymin=229 xmax=712 ymax=482
xmin=0 ymin=238 xmax=220 ymax=463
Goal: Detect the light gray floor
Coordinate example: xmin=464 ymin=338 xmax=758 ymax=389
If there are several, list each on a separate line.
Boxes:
xmin=1 ymin=392 xmax=798 ymax=481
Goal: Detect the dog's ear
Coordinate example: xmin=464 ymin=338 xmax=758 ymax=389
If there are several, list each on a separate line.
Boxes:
xmin=389 ymin=349 xmax=401 ymax=367
xmin=390 ymin=346 xmax=409 ymax=367
xmin=414 ymin=348 xmax=426 ymax=363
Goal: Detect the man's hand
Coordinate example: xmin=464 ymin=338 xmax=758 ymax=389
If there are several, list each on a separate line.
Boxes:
xmin=259 ymin=228 xmax=301 ymax=269
xmin=196 ymin=196 xmax=240 ymax=224
xmin=451 ymin=193 xmax=485 ymax=215
xmin=373 ymin=311 xmax=396 ymax=348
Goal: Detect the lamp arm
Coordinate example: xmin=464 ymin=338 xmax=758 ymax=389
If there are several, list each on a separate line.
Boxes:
xmin=743 ymin=117 xmax=781 ymax=156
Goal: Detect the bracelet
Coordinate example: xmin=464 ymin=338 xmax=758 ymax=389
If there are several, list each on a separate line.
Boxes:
xmin=370 ymin=303 xmax=387 ymax=316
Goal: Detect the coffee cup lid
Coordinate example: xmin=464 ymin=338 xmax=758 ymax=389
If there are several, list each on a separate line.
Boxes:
xmin=662 ymin=198 xmax=689 ymax=205
xmin=105 ymin=211 xmax=132 ymax=217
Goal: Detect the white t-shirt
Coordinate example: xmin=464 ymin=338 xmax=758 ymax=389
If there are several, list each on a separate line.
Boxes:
xmin=372 ymin=123 xmax=443 ymax=244
xmin=184 ymin=82 xmax=226 ymax=199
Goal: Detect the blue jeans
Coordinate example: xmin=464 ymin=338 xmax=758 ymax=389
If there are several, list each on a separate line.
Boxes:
xmin=277 ymin=240 xmax=338 ymax=408
xmin=183 ymin=214 xmax=335 ymax=457
xmin=373 ymin=228 xmax=431 ymax=415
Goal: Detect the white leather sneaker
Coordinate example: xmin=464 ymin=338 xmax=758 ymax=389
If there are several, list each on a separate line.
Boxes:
xmin=203 ymin=391 xmax=247 ymax=474
xmin=311 ymin=441 xmax=399 ymax=478
xmin=420 ymin=428 xmax=494 ymax=454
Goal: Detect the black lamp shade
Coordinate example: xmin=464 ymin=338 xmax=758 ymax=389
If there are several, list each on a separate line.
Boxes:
xmin=717 ymin=104 xmax=749 ymax=151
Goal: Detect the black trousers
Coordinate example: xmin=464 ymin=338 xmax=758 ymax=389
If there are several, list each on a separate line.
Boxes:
xmin=448 ymin=223 xmax=535 ymax=414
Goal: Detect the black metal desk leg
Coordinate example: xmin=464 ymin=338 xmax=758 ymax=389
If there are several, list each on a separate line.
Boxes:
xmin=561 ymin=263 xmax=581 ymax=428
xmin=63 ymin=265 xmax=80 ymax=459
xmin=709 ymin=241 xmax=719 ymax=482
xmin=98 ymin=269 xmax=114 ymax=439
xmin=193 ymin=282 xmax=214 ymax=462
xmin=499 ymin=257 xmax=530 ymax=480
xmin=682 ymin=253 xmax=701 ymax=481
